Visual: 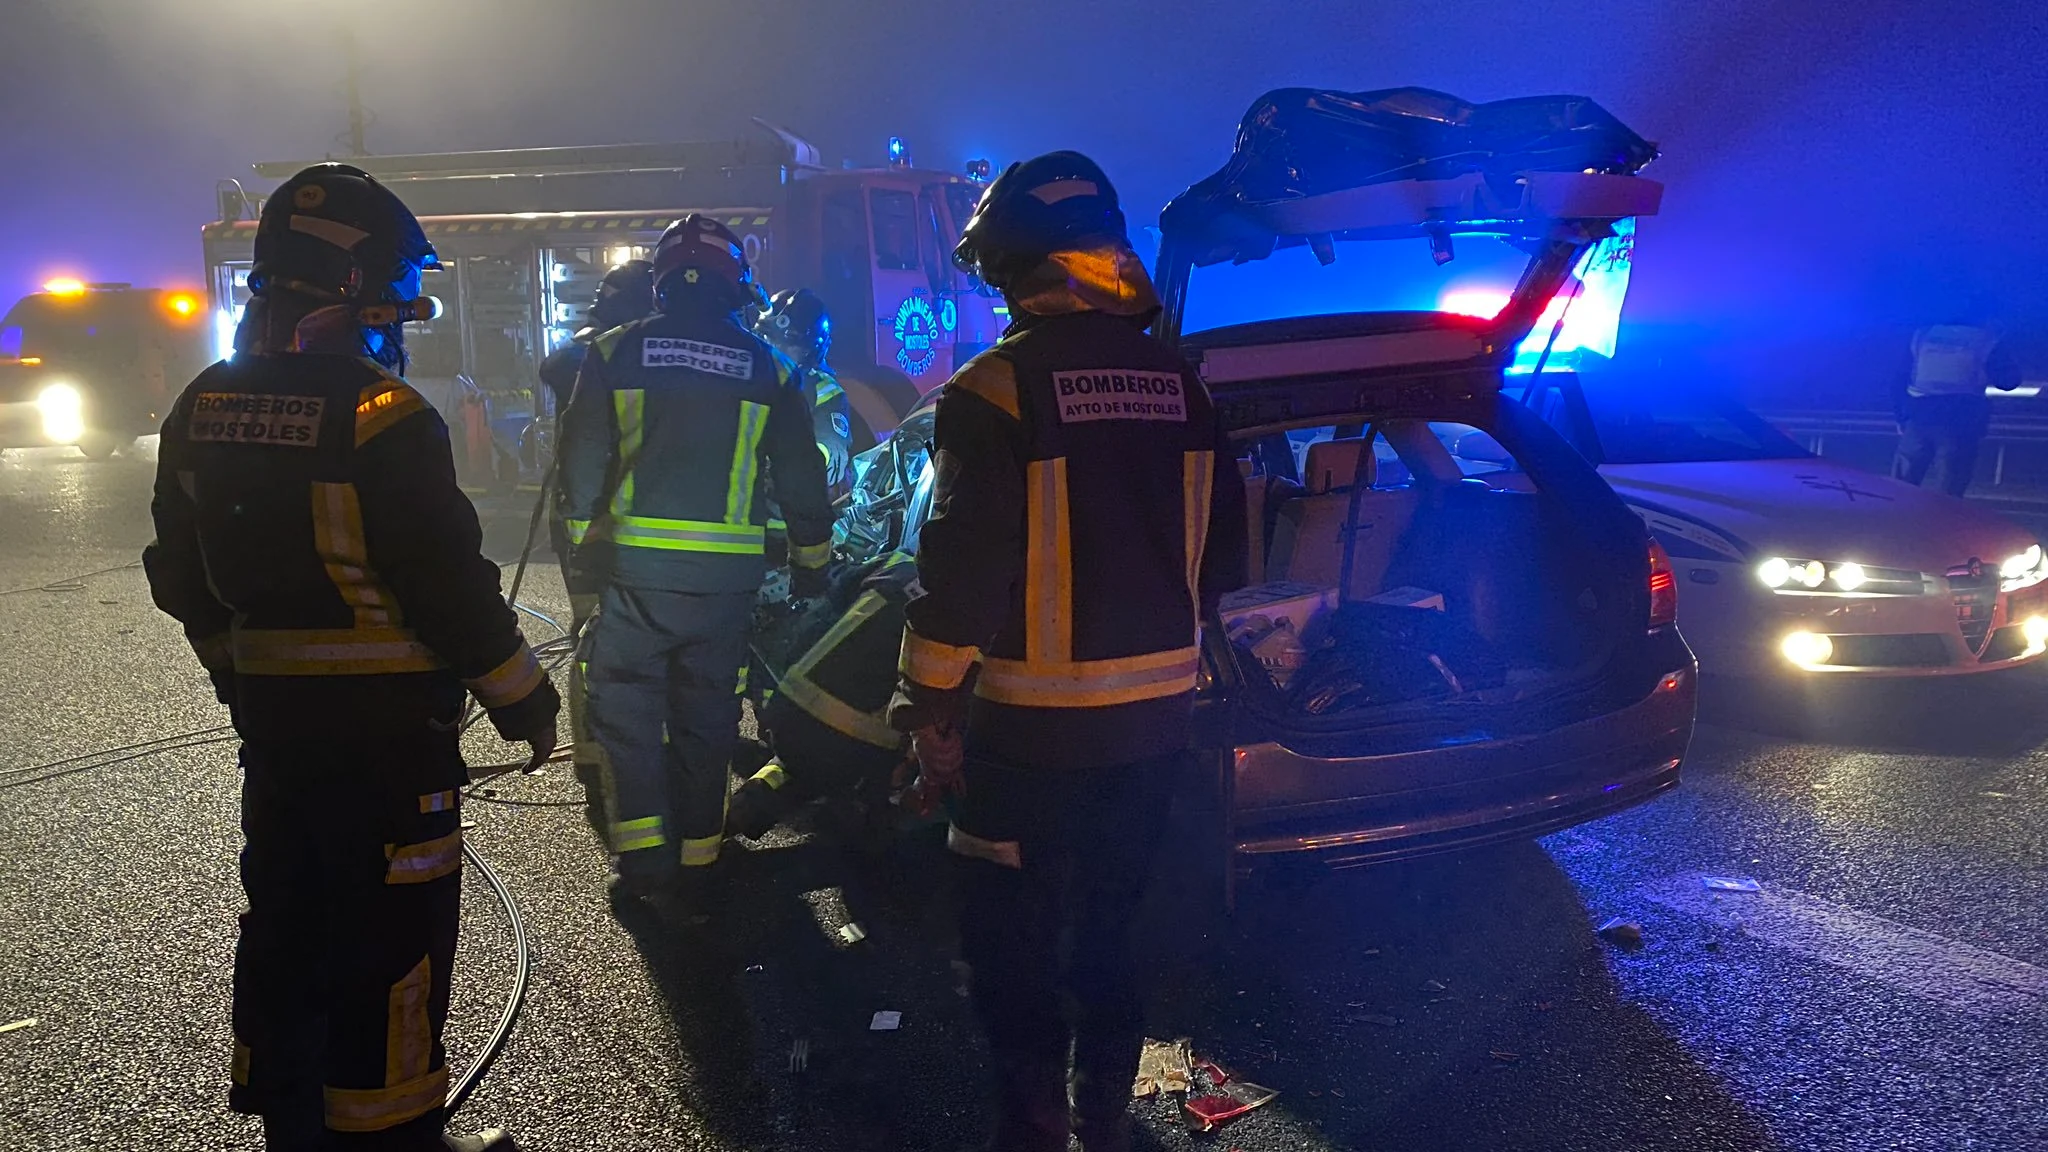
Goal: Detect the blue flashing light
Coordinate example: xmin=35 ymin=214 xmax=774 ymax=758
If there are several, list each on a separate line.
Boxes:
xmin=887 ymin=137 xmax=910 ymax=167
xmin=1505 ymin=217 xmax=1637 ymax=375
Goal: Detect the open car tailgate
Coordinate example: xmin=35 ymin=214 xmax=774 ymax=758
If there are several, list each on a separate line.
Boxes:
xmin=1156 ymin=86 xmax=1662 ymax=355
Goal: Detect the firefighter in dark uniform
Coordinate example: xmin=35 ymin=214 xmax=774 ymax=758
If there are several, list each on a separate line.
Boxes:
xmin=727 ymin=550 xmax=917 ymax=839
xmin=558 ymin=214 xmax=834 ymax=910
xmin=887 ymin=153 xmax=1247 ymax=1152
xmin=537 ymin=260 xmax=655 ymax=800
xmin=143 ymin=164 xmax=557 ymax=1151
xmin=755 ymin=287 xmax=856 ymax=487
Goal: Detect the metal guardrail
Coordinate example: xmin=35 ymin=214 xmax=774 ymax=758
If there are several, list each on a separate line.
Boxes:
xmin=1756 ymin=401 xmax=2048 ymax=498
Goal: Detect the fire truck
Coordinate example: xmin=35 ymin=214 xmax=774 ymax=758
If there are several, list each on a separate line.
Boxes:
xmin=200 ymin=124 xmax=1005 ymax=489
xmin=0 ymin=280 xmax=210 ymax=458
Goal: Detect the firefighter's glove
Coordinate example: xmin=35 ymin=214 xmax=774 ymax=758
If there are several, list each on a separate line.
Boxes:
xmin=824 ymin=440 xmax=851 ymax=489
xmin=791 ymin=561 xmax=830 ymax=601
xmin=485 ymin=678 xmax=563 ymax=773
xmin=518 ymin=722 xmax=558 ymax=774
xmin=906 ymin=724 xmax=965 ymax=817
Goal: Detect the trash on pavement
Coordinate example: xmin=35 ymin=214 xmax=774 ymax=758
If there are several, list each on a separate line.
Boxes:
xmin=0 ymin=1018 xmax=37 ymax=1035
xmin=950 ymin=959 xmax=972 ymax=998
xmin=1701 ymin=876 xmax=1761 ymax=893
xmin=869 ymin=1011 xmax=901 ymax=1031
xmin=1489 ymin=1050 xmax=1520 ymax=1063
xmin=1184 ymin=1077 xmax=1279 ymax=1131
xmin=838 ymin=923 xmax=867 ymax=944
xmin=1347 ymin=1012 xmax=1400 ymax=1027
xmin=788 ymin=1038 xmax=809 ymax=1073
xmin=1132 ymin=1038 xmax=1195 ymax=1097
xmin=1597 ymin=918 xmax=1644 ymax=948
xmin=1421 ymin=979 xmax=1448 ymax=993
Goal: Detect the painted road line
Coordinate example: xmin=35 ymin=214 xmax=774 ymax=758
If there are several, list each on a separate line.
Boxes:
xmin=1640 ymin=873 xmax=2048 ymax=1019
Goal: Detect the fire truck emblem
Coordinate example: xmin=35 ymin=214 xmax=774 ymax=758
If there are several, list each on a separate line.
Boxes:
xmin=893 ymin=295 xmax=939 ymax=377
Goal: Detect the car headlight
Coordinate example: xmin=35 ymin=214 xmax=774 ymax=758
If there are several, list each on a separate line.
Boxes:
xmin=1756 ymin=555 xmax=1913 ymax=595
xmin=1755 ymin=556 xmax=1827 ymax=590
xmin=36 ymin=382 xmax=86 ymax=443
xmin=2000 ymin=544 xmax=2046 ymax=591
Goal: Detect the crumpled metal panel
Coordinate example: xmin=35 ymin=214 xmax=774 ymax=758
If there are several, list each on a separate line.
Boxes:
xmin=1161 ymin=87 xmax=1658 ymax=266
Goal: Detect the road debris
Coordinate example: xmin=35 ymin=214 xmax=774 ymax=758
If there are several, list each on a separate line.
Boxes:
xmin=950 ymin=959 xmax=972 ymax=997
xmin=1185 ymin=1076 xmax=1279 ymax=1131
xmin=1489 ymin=1050 xmax=1521 ymax=1063
xmin=1421 ymin=979 xmax=1448 ymax=993
xmin=1362 ymin=947 xmax=1382 ymax=957
xmin=1346 ymin=1012 xmax=1400 ymax=1027
xmin=1132 ymin=1038 xmax=1194 ymax=1098
xmin=1701 ymin=876 xmax=1762 ymax=893
xmin=868 ymin=1011 xmax=901 ymax=1031
xmin=788 ymin=1038 xmax=809 ymax=1073
xmin=1597 ymin=918 xmax=1644 ymax=948
xmin=838 ymin=923 xmax=867 ymax=945
xmin=0 ymin=1018 xmax=37 ymax=1035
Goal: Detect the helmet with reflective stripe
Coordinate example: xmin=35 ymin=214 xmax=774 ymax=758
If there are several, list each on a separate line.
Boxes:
xmin=651 ymin=214 xmax=755 ymax=312
xmin=953 ymin=151 xmax=1128 ymax=292
xmin=756 ymin=287 xmax=831 ymax=364
xmin=591 ymin=259 xmax=656 ymax=331
xmin=250 ymin=163 xmax=438 ymax=306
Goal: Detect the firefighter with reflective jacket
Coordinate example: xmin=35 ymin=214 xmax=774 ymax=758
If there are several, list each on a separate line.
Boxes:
xmin=558 ymin=214 xmax=833 ymax=912
xmin=536 ymin=260 xmax=655 ymax=802
xmin=728 ymin=550 xmax=917 ymax=840
xmin=143 ymin=164 xmax=556 ymax=1152
xmin=755 ymin=287 xmax=855 ymax=487
xmin=886 ymin=152 xmax=1247 ymax=1152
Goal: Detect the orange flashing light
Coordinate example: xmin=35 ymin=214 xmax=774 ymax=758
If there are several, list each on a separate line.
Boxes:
xmin=18 ymin=357 xmax=41 ymax=366
xmin=43 ymin=278 xmax=87 ymax=296
xmin=167 ymin=293 xmax=199 ymax=316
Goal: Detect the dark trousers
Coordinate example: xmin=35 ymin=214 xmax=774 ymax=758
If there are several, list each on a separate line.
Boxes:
xmin=1893 ymin=395 xmax=1988 ymax=498
xmin=583 ymin=583 xmax=753 ymax=877
xmin=230 ymin=732 xmax=469 ymax=1150
xmin=952 ymin=751 xmax=1184 ymax=1152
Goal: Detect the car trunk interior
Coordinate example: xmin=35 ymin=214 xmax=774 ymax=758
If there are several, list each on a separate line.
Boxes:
xmin=1224 ymin=415 xmax=1628 ymax=734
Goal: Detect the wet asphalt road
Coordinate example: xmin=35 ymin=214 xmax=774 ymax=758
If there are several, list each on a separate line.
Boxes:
xmin=2 ymin=444 xmax=2045 ymax=1152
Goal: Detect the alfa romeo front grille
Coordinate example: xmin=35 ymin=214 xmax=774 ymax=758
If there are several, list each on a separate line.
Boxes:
xmin=1948 ymin=564 xmax=1996 ymax=654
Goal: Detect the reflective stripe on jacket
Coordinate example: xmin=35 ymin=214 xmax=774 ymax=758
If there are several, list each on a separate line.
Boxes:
xmin=557 ymin=303 xmax=833 ymax=593
xmin=890 ymin=309 xmax=1247 ymax=770
xmin=766 ymin=552 xmax=917 ymax=752
xmin=143 ymin=353 xmax=554 ymax=740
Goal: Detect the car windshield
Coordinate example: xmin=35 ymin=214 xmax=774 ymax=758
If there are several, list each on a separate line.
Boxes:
xmin=1181 ymin=235 xmax=1533 ymax=335
xmin=1578 ymin=383 xmax=1808 ymax=464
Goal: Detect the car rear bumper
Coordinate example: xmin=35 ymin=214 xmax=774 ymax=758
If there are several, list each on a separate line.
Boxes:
xmin=1228 ymin=662 xmax=1695 ymax=866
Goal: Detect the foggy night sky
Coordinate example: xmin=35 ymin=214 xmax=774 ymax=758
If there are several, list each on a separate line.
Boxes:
xmin=3 ymin=0 xmax=2043 ymax=399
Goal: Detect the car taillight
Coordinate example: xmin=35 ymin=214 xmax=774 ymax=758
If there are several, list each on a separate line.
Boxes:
xmin=1648 ymin=538 xmax=1678 ymax=629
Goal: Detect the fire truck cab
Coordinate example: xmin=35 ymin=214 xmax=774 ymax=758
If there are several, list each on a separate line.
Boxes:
xmin=201 ymin=126 xmax=1004 ymax=488
xmin=0 ymin=281 xmax=210 ymax=458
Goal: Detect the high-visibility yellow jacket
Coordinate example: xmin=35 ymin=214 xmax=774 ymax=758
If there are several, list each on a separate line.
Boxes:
xmin=557 ymin=303 xmax=833 ymax=594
